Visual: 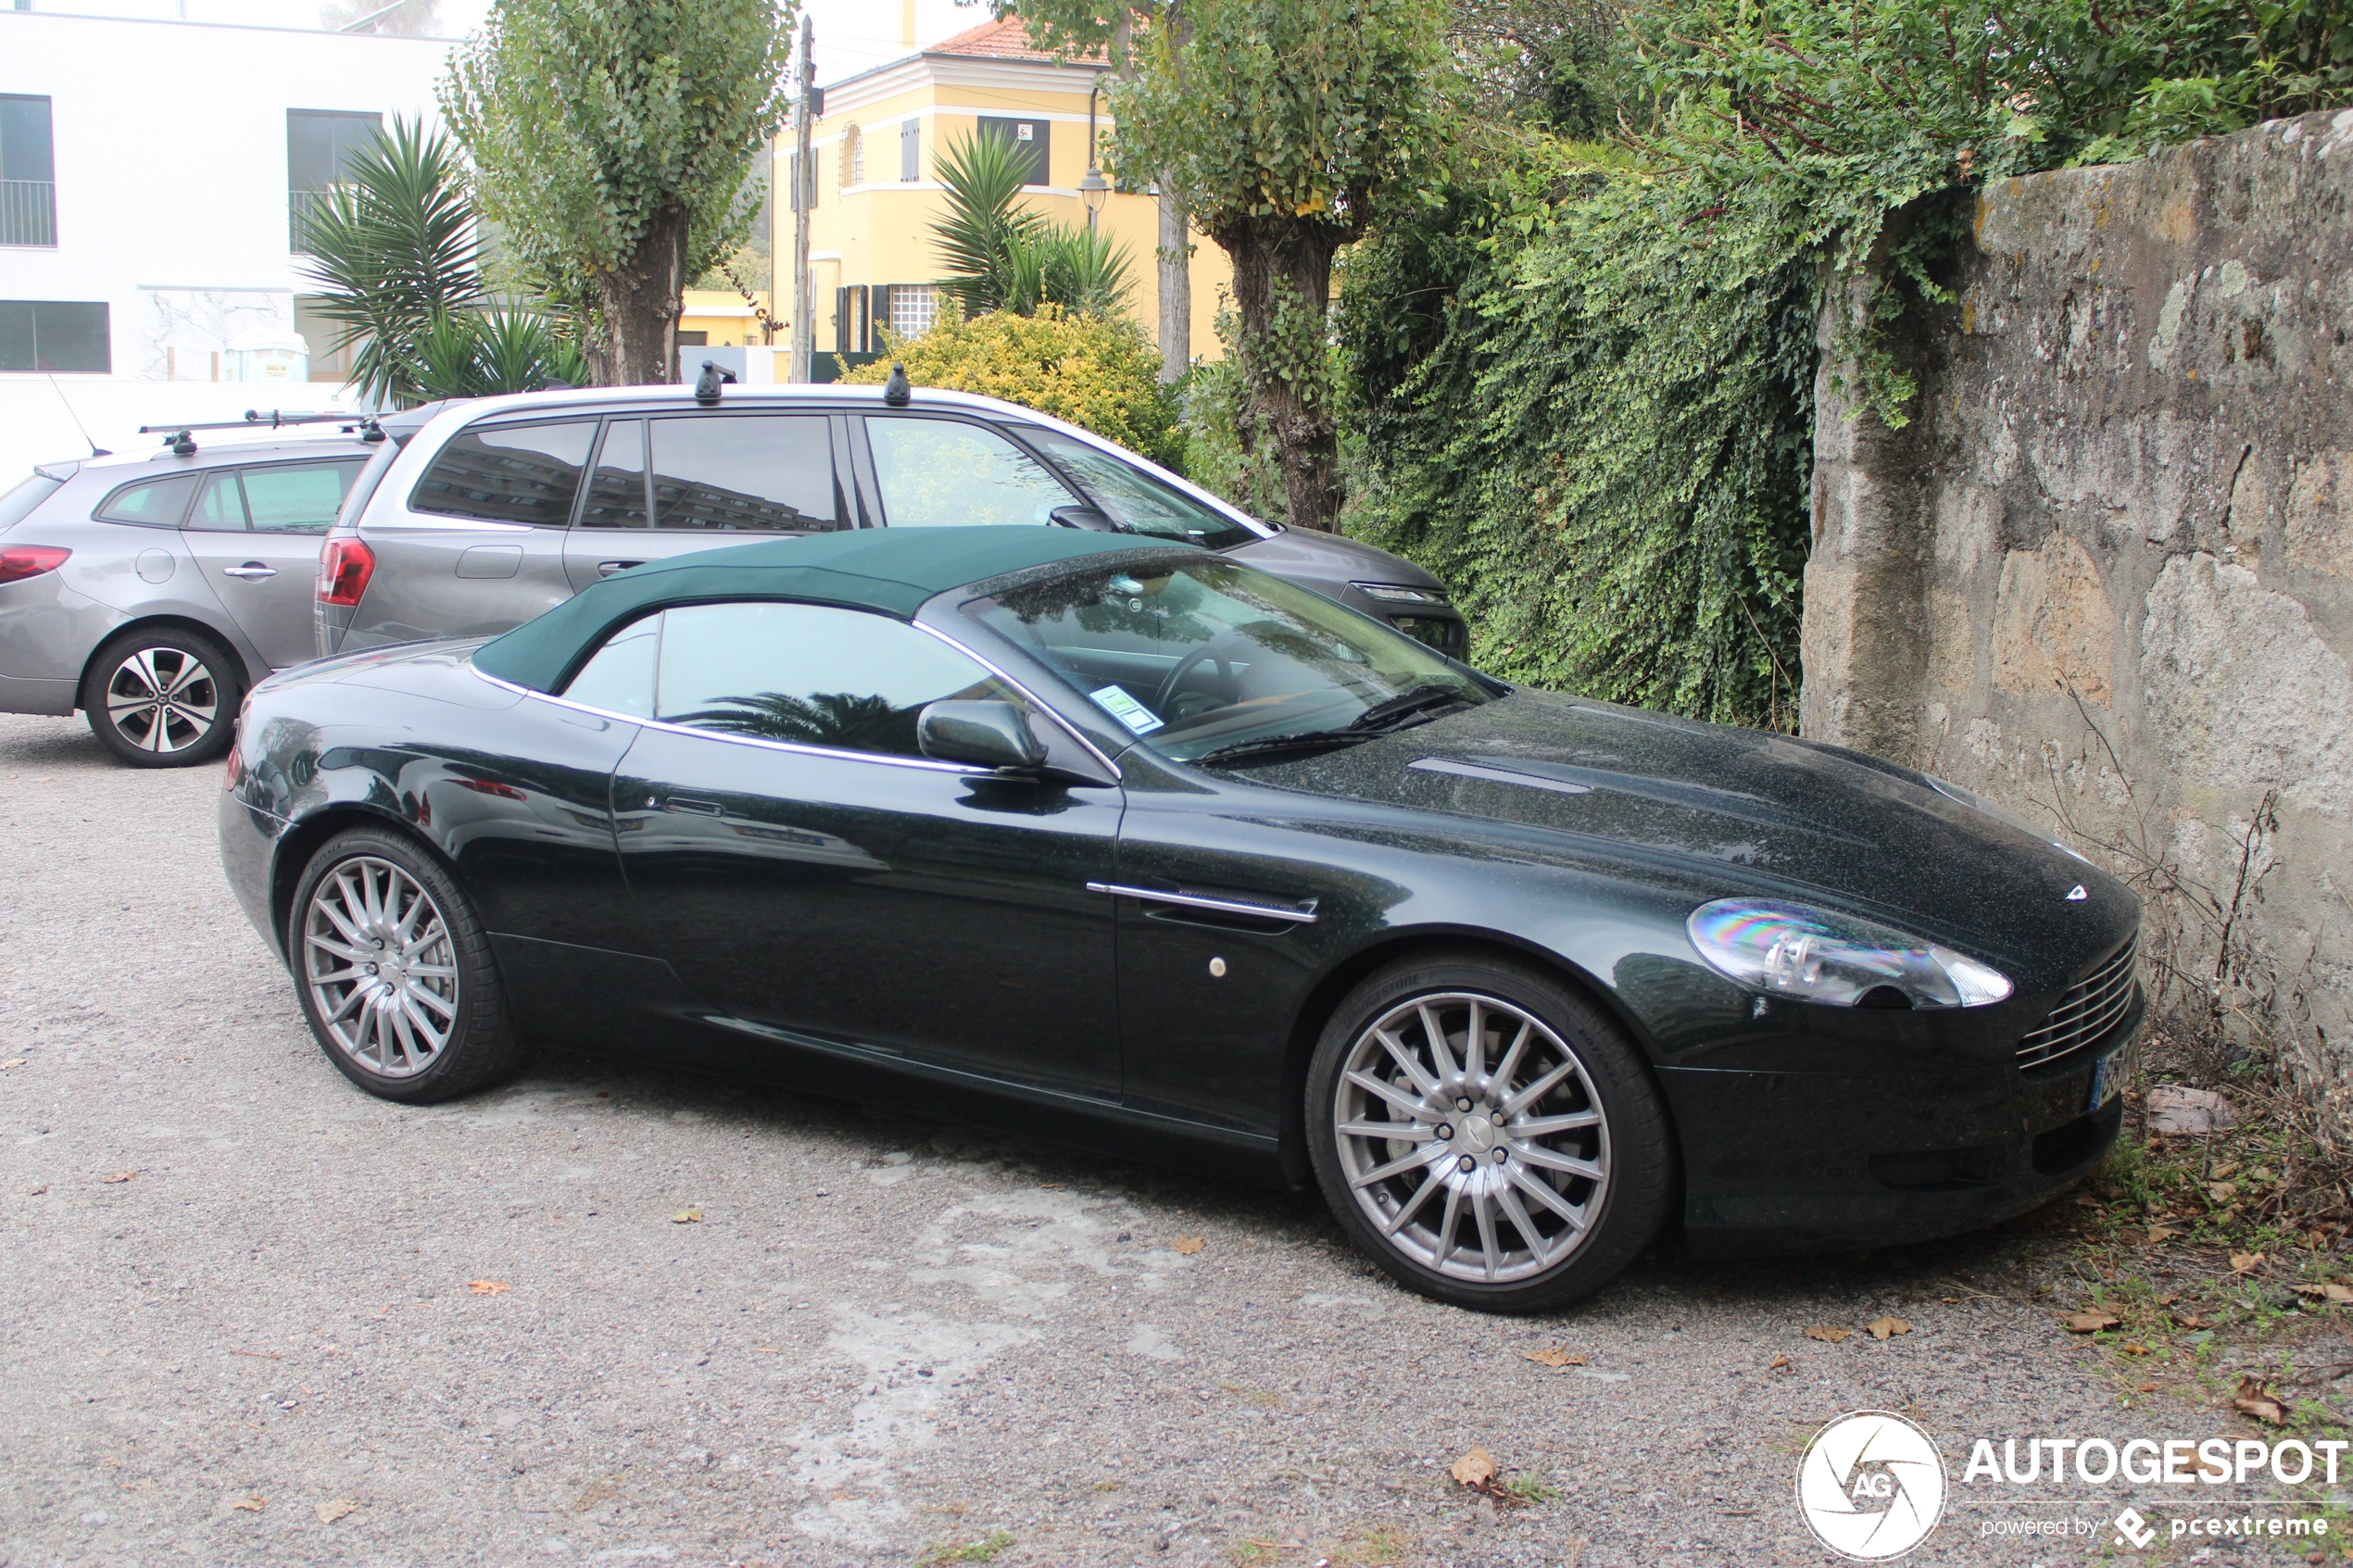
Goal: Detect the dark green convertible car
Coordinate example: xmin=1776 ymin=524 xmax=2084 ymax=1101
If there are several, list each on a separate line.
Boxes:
xmin=220 ymin=527 xmax=2141 ymax=1312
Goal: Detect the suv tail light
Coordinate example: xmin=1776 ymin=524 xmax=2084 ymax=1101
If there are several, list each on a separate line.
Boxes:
xmin=317 ymin=537 xmax=376 ymax=607
xmin=0 ymin=546 xmax=70 ymax=584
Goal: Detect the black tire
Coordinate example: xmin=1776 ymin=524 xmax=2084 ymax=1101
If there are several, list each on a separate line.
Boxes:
xmin=1305 ymin=950 xmax=1674 ymax=1313
xmin=288 ymin=827 xmax=529 ymax=1104
xmin=81 ymin=624 xmax=245 ymax=768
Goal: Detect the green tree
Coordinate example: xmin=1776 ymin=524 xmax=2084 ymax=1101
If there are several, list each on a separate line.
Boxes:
xmin=931 ymin=131 xmax=1135 ymax=319
xmin=1010 ymin=0 xmax=1454 ymax=531
xmin=441 ymin=0 xmax=798 ymax=385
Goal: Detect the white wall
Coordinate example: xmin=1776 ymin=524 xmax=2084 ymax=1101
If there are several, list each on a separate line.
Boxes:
xmin=0 ymin=11 xmax=455 ymax=390
xmin=0 ymin=379 xmax=362 ymax=485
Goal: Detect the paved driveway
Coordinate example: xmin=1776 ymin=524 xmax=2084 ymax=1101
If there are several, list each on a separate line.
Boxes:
xmin=0 ymin=711 xmax=2301 ymax=1567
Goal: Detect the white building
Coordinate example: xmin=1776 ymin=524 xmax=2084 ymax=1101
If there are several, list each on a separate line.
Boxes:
xmin=0 ymin=9 xmax=458 ymax=470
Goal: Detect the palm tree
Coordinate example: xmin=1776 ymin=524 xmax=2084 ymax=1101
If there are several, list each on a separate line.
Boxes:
xmin=673 ymin=692 xmax=915 ymax=753
xmin=932 ymin=131 xmax=1134 ymax=320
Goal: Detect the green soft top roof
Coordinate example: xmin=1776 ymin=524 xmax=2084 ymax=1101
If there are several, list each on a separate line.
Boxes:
xmin=472 ymin=525 xmax=1197 ymax=694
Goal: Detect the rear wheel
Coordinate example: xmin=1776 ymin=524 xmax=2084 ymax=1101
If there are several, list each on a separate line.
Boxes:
xmin=82 ymin=626 xmax=244 ymax=768
xmin=1306 ymin=952 xmax=1674 ymax=1312
xmin=290 ymin=828 xmax=528 ymax=1103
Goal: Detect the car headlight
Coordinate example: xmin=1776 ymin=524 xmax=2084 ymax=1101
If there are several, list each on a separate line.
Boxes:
xmin=1922 ymin=774 xmax=2094 ymax=866
xmin=1687 ymin=897 xmax=2013 ymax=1010
xmin=1354 ymin=583 xmax=1450 ymax=607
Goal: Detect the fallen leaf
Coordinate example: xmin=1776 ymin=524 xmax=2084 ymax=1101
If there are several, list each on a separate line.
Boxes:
xmin=101 ymin=1169 xmax=136 ymax=1184
xmin=2139 ymin=1382 xmax=2158 ymax=1393
xmin=1524 ymin=1348 xmax=1572 ymax=1368
xmin=467 ymin=1280 xmax=510 ymax=1297
xmin=2208 ymin=1181 xmax=2241 ymax=1203
xmin=1038 ymin=1183 xmax=1061 ymax=1189
xmin=314 ymin=1499 xmax=357 ymax=1524
xmin=2328 ymin=1284 xmax=2353 ymax=1305
xmin=0 ymin=1059 xmax=25 ymax=1071
xmin=2210 ymin=1160 xmax=2241 ymax=1180
xmin=2147 ymin=1225 xmax=2181 ymax=1245
xmin=2233 ymin=1376 xmax=2288 ymax=1425
xmin=2122 ymin=1341 xmax=2149 ymax=1356
xmin=2173 ymin=1311 xmax=2208 ymax=1330
xmin=1173 ymin=1236 xmax=1205 ymax=1256
xmin=752 ymin=1346 xmax=782 ymax=1353
xmin=2061 ymin=1309 xmax=2120 ymax=1333
xmin=1768 ymin=1352 xmax=1791 ymax=1370
xmin=2157 ymin=1292 xmax=2182 ymax=1307
xmin=26 ymin=1185 xmax=46 ymax=1196
xmin=672 ymin=1208 xmax=703 ymax=1224
xmin=1563 ymin=1353 xmax=1586 ymax=1365
xmin=1867 ymin=1316 xmax=1911 ymax=1340
xmin=2231 ymin=1251 xmax=2266 ymax=1274
xmin=1803 ymin=1325 xmax=1850 ymax=1344
xmin=1450 ymin=1447 xmax=1497 ymax=1488
xmin=232 ymin=1496 xmax=268 ymax=1512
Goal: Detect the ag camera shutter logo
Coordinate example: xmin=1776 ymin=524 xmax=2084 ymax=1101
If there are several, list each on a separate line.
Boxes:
xmin=1796 ymin=1411 xmax=1947 ymax=1560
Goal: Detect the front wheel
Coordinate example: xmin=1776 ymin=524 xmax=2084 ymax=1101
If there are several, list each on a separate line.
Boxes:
xmin=289 ymin=828 xmax=528 ymax=1103
xmin=1306 ymin=952 xmax=1674 ymax=1312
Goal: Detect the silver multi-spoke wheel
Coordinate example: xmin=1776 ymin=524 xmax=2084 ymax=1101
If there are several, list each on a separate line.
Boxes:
xmin=1332 ymin=991 xmax=1610 ymax=1284
xmin=301 ymin=856 xmax=461 ymax=1079
xmin=102 ymin=646 xmax=219 ymax=754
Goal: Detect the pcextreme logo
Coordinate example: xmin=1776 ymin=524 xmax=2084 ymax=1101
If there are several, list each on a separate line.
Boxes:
xmin=1796 ymin=1411 xmax=1948 ymax=1561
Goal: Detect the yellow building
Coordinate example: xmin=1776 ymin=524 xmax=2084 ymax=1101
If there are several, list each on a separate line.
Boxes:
xmin=775 ymin=18 xmax=1229 ymax=367
xmin=678 ymin=288 xmax=774 ymax=350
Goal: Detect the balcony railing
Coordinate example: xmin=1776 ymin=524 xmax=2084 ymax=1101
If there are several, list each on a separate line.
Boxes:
xmin=1 ymin=181 xmax=57 ymax=247
xmin=289 ymin=188 xmax=338 ymax=254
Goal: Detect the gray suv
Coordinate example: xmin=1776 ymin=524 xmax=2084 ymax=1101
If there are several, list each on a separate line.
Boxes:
xmin=0 ymin=428 xmax=387 ymax=766
xmin=318 ymin=383 xmax=1465 ymax=663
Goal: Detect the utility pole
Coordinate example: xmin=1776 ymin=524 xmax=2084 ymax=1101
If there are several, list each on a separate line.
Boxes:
xmin=787 ymin=13 xmax=816 ymax=384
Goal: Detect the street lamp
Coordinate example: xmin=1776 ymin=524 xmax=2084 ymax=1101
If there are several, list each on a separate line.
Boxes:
xmin=1078 ymin=166 xmax=1110 ymax=233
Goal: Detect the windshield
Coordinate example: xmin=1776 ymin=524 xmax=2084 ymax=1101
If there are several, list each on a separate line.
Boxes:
xmin=1031 ymin=432 xmax=1260 ymax=550
xmin=965 ymin=556 xmax=1489 ymax=762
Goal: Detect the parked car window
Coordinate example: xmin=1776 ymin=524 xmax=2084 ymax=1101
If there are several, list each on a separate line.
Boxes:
xmin=644 ymin=415 xmax=842 ymax=533
xmin=409 ymin=420 xmax=596 ymax=526
xmin=94 ymin=473 xmax=198 ymax=527
xmin=969 ymin=555 xmax=1488 ymax=761
xmin=561 ymin=611 xmax=659 ymax=719
xmin=241 ymin=459 xmax=362 ymax=534
xmin=649 ymin=601 xmax=1016 ymax=758
xmin=187 ymin=470 xmax=248 ymax=530
xmin=867 ymin=418 xmax=1073 ymax=528
xmin=1032 ymin=432 xmax=1257 ymax=550
xmin=579 ymin=419 xmax=649 ymax=529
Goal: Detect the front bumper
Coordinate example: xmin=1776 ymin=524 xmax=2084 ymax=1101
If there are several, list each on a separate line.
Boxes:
xmin=1666 ymin=1008 xmax=2139 ymax=1256
xmin=218 ymin=784 xmax=292 ymax=960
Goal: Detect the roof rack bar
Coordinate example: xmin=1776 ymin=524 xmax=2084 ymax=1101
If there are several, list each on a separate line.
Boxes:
xmin=136 ymin=409 xmax=372 ymax=434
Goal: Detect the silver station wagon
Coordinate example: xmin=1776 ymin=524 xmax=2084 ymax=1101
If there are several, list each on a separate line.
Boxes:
xmin=0 ymin=425 xmax=390 ymax=766
xmin=315 ymin=383 xmax=1465 ymax=665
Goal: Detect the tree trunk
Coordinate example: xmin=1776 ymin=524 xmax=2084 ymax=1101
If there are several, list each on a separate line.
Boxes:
xmin=591 ymin=203 xmax=692 ymax=385
xmin=1216 ymin=214 xmax=1344 ymax=531
xmin=1156 ymin=187 xmax=1189 ymax=384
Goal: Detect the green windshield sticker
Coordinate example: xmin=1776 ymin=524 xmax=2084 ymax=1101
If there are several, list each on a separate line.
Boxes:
xmin=1089 ymin=684 xmax=1164 ymax=735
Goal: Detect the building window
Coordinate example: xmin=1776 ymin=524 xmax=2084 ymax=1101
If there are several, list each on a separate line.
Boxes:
xmin=841 ymin=124 xmax=862 ymax=187
xmin=976 ymin=117 xmax=1050 ymax=186
xmin=0 ymin=94 xmax=56 ymax=247
xmin=886 ymin=284 xmax=937 ymax=341
xmin=0 ymin=300 xmax=110 ymax=373
xmin=287 ymin=108 xmax=383 ymax=252
xmin=900 ymin=118 xmax=921 ymax=182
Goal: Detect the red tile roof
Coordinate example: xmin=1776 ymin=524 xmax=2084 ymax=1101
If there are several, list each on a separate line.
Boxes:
xmin=926 ymin=18 xmax=1104 ymax=66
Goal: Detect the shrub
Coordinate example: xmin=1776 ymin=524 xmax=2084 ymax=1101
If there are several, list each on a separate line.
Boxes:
xmin=841 ymin=307 xmax=1181 ymax=470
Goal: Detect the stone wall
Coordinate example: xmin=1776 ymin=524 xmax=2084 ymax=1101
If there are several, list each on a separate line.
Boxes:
xmin=1802 ymin=109 xmax=2353 ymax=1118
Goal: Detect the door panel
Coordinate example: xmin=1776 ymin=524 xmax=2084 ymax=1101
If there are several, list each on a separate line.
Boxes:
xmin=614 ymin=729 xmax=1126 ymax=1097
xmin=179 ymin=462 xmax=360 ymax=669
xmin=563 ymin=413 xmax=849 ymax=591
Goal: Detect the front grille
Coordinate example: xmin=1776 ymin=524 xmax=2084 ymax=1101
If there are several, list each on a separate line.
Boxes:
xmin=2017 ymin=935 xmax=2139 ymax=1069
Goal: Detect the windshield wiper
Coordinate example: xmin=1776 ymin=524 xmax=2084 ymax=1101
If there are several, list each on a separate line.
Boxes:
xmin=1193 ymin=685 xmax=1474 ymax=767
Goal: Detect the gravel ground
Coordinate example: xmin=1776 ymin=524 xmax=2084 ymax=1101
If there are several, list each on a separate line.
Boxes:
xmin=0 ymin=709 xmax=2333 ymax=1567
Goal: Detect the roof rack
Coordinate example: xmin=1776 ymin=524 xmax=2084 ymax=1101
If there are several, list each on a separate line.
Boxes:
xmin=135 ymin=409 xmax=385 ymax=455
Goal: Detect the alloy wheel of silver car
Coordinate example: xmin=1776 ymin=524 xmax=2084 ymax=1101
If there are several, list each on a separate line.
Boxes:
xmin=102 ymin=645 xmax=220 ymax=755
xmin=301 ymin=855 xmax=463 ymax=1079
xmin=1332 ymin=990 xmax=1611 ymax=1284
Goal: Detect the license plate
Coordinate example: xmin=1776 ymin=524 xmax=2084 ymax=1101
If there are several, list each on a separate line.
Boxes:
xmin=2087 ymin=1054 xmax=2121 ymax=1113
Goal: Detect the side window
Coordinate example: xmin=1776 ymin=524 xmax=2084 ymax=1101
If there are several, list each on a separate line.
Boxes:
xmin=94 ymin=473 xmax=198 ymax=527
xmin=241 ymin=459 xmax=363 ymax=534
xmin=579 ymin=419 xmax=648 ymax=529
xmin=409 ymin=420 xmax=596 ymax=526
xmin=648 ymin=415 xmax=841 ymax=532
xmin=561 ymin=612 xmax=659 ymax=719
xmin=655 ymin=602 xmax=1014 ymax=758
xmin=1032 ymin=433 xmax=1257 ymax=549
xmin=187 ymin=470 xmax=248 ymax=530
xmin=866 ymin=419 xmax=1073 ymax=529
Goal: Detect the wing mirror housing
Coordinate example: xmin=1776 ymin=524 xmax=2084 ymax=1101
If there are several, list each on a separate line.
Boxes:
xmin=1050 ymin=505 xmax=1122 ymax=533
xmin=918 ymin=700 xmax=1047 ymax=773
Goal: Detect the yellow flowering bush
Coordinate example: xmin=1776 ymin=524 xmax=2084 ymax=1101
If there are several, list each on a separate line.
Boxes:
xmin=839 ymin=306 xmax=1182 ymax=470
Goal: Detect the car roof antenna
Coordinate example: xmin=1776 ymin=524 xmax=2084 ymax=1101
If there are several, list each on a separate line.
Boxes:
xmin=46 ymin=374 xmax=110 ymax=457
xmin=883 ymin=362 xmax=911 ymax=408
xmin=693 ymin=359 xmax=736 ymax=406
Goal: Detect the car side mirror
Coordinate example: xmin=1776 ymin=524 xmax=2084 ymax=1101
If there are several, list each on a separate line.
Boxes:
xmin=917 ymin=700 xmax=1047 ymax=773
xmin=1050 ymin=505 xmax=1121 ymax=533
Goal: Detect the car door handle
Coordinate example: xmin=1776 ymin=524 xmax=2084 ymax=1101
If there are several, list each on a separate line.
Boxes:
xmin=1085 ymin=882 xmax=1319 ymax=924
xmin=663 ymin=796 xmax=724 ymax=816
xmin=220 ymin=562 xmax=277 ymax=580
xmin=598 ymin=559 xmax=646 ymax=577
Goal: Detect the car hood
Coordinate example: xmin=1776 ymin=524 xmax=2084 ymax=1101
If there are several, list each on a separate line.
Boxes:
xmin=1234 ymin=687 xmax=2135 ymax=977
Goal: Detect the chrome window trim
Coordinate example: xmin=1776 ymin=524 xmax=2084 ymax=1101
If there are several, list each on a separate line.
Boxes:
xmin=1084 ymin=883 xmax=1319 ymax=924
